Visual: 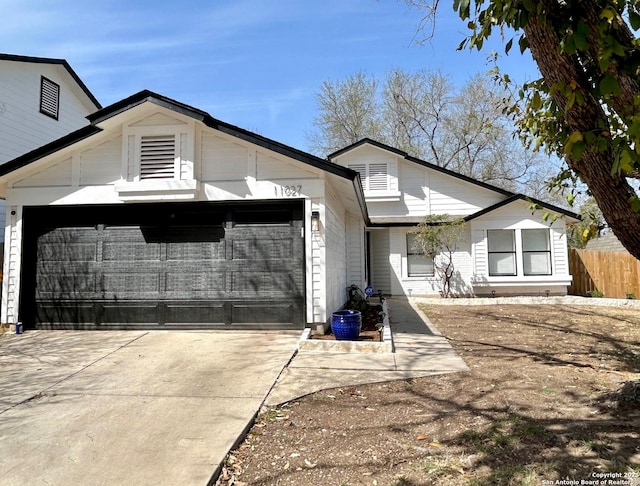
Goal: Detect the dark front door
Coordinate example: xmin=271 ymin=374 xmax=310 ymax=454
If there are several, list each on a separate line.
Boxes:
xmin=20 ymin=201 xmax=304 ymax=330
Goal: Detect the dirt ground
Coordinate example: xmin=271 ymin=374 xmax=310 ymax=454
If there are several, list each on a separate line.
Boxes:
xmin=217 ymin=304 xmax=640 ymax=486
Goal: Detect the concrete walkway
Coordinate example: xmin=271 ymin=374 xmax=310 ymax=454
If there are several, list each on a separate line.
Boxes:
xmin=0 ymin=330 xmax=299 ymax=486
xmin=265 ymin=297 xmax=469 ymax=406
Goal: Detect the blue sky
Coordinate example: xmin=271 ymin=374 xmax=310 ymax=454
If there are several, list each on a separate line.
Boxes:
xmin=0 ymin=0 xmax=539 ymax=153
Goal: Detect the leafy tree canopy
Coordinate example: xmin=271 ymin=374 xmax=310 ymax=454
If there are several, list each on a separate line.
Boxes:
xmin=407 ymin=0 xmax=640 ymax=259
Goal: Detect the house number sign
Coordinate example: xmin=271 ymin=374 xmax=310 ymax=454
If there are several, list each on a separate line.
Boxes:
xmin=274 ymin=185 xmax=302 ymax=197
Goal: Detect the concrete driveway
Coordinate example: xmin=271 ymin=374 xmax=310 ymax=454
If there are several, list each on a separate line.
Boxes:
xmin=0 ymin=329 xmax=299 ymax=486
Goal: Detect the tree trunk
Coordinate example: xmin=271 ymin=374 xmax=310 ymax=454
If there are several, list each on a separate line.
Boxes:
xmin=523 ymin=2 xmax=640 ymax=261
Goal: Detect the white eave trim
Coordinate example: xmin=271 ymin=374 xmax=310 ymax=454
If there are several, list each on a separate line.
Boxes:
xmin=364 ymin=190 xmax=402 ymax=202
xmin=114 ymin=179 xmax=199 ymax=201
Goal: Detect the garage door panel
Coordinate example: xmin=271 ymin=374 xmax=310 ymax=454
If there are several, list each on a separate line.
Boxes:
xmin=102 ymin=272 xmax=162 ymax=294
xmin=36 ymin=273 xmax=98 ymax=295
xmin=231 ymin=302 xmax=295 ymax=325
xmin=103 ymin=241 xmax=161 ymax=261
xmin=165 ymin=271 xmax=226 ymax=293
xmin=165 ymin=303 xmax=226 ymax=325
xmin=231 ymin=239 xmax=293 ymax=260
xmin=99 ymin=303 xmax=161 ymax=325
xmin=36 ymin=303 xmax=97 ymax=327
xmin=230 ymin=271 xmax=294 ymax=294
xmin=166 ymin=240 xmax=226 ymax=261
xmin=26 ymin=202 xmax=304 ymax=329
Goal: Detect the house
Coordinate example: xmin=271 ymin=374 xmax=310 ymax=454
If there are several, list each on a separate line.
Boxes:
xmin=0 ymin=90 xmax=578 ymax=331
xmin=0 ymin=53 xmax=102 ymax=244
xmin=329 ymin=139 xmax=579 ymax=299
xmin=585 ymin=232 xmax=628 ymax=252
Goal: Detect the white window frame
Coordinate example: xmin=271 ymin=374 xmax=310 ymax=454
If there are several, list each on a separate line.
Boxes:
xmin=486 ymin=228 xmax=553 ymax=278
xmin=522 ymin=228 xmax=552 ymax=276
xmin=405 ymin=233 xmax=435 ymax=278
xmin=488 ymin=229 xmax=517 ymax=276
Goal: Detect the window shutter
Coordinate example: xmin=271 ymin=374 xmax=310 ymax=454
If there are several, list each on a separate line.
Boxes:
xmin=40 ymin=77 xmax=60 ymax=119
xmin=368 ymin=163 xmax=388 ymax=191
xmin=348 ymin=163 xmax=368 ymax=189
xmin=139 ymin=135 xmax=176 ymax=179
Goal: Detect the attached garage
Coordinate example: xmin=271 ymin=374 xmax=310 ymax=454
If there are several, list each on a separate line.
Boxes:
xmin=0 ymin=91 xmax=368 ymax=332
xmin=19 ymin=201 xmax=305 ymax=330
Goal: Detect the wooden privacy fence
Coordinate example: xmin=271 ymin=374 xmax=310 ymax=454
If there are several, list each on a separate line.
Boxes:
xmin=568 ymin=248 xmax=640 ymax=299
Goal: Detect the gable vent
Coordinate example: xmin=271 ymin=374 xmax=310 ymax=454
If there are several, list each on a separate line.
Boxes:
xmin=140 ymin=135 xmax=176 ymax=179
xmin=368 ymin=163 xmax=389 ymax=190
xmin=40 ymin=76 xmax=60 ymax=120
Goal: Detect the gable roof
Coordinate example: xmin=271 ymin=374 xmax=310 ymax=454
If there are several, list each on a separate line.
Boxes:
xmin=334 ymin=139 xmax=580 ymax=226
xmin=328 ymin=138 xmax=514 ymax=198
xmin=0 ymin=53 xmax=102 ymax=110
xmin=463 ymin=194 xmax=580 ymax=222
xmin=0 ymin=89 xmax=369 ymax=222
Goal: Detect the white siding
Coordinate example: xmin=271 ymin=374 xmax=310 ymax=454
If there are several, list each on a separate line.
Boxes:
xmin=311 ymin=200 xmax=324 ymax=324
xmin=469 ymin=200 xmax=572 ymax=295
xmin=429 ymin=172 xmax=504 ymax=215
xmin=346 ymin=213 xmax=365 ymax=288
xmin=324 ymin=189 xmax=348 ymax=315
xmin=389 ymin=226 xmax=473 ymax=297
xmin=400 ymin=160 xmax=428 ymax=215
xmin=80 ymin=137 xmax=122 ymax=186
xmin=472 ymin=229 xmax=488 ymax=277
xmin=12 ymin=158 xmax=73 ymax=187
xmin=200 ymin=133 xmax=248 ymax=181
xmin=0 ymin=61 xmax=93 ymax=164
xmin=332 ymin=143 xmax=505 ymax=219
xmin=2 ymin=206 xmax=22 ymax=323
xmin=257 ymin=153 xmax=319 ymax=180
xmin=552 ymin=228 xmax=569 ymax=275
xmin=369 ymin=229 xmax=391 ymax=295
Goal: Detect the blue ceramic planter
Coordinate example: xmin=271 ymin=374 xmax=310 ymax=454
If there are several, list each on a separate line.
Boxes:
xmin=331 ymin=310 xmax=362 ymax=340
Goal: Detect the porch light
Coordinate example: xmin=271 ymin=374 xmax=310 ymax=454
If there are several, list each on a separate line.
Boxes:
xmin=311 ymin=211 xmax=320 ymax=232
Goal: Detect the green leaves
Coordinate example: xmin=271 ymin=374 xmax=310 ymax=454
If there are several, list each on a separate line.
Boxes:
xmin=599 ymin=75 xmax=621 ymax=96
xmin=565 ymin=131 xmax=586 ymax=160
xmin=453 ymin=0 xmax=471 ymax=19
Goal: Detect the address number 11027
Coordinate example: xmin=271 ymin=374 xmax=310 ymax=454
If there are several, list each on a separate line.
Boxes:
xmin=274 ymin=185 xmax=302 ymax=197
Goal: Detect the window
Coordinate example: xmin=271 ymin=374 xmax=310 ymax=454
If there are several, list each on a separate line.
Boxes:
xmin=40 ymin=76 xmax=60 ymax=120
xmin=348 ymin=163 xmax=389 ymax=191
xmin=407 ymin=233 xmax=434 ymax=277
xmin=522 ymin=229 xmax=552 ymax=275
xmin=139 ymin=134 xmax=177 ymax=180
xmin=488 ymin=230 xmax=516 ymax=276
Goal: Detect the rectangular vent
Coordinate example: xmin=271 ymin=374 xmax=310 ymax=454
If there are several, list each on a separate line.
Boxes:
xmin=140 ymin=135 xmax=176 ymax=179
xmin=40 ymin=76 xmax=60 ymax=120
xmin=368 ymin=163 xmax=389 ymax=190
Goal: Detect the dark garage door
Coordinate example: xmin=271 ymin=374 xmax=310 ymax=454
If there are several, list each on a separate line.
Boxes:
xmin=20 ymin=201 xmax=304 ymax=330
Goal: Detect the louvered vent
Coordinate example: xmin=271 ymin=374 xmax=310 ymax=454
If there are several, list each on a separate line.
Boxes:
xmin=40 ymin=77 xmax=60 ymax=119
xmin=140 ymin=135 xmax=176 ymax=179
xmin=368 ymin=163 xmax=389 ymax=191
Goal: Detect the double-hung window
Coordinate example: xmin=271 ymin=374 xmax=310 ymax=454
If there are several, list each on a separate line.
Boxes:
xmin=487 ymin=229 xmax=552 ymax=277
xmin=522 ymin=229 xmax=552 ymax=275
xmin=406 ymin=233 xmax=435 ymax=277
xmin=488 ymin=230 xmax=516 ymax=276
